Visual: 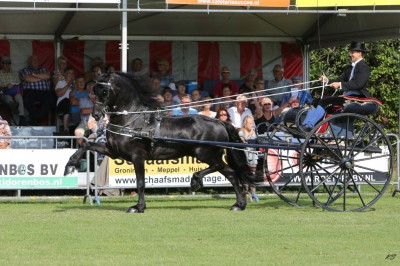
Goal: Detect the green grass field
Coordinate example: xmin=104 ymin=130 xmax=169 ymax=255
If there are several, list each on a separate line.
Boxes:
xmin=1 ymin=192 xmax=400 ymax=266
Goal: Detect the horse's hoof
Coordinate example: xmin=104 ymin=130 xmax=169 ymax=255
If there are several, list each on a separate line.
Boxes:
xmin=126 ymin=206 xmax=143 ymax=213
xmin=64 ymin=166 xmax=76 ymax=176
xmin=190 ymin=183 xmax=202 ymax=192
xmin=230 ymin=205 xmax=244 ymax=211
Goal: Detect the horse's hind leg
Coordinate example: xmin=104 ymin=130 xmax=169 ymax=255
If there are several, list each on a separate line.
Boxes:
xmin=190 ymin=163 xmax=224 ymax=192
xmin=220 ymin=166 xmax=246 ymax=211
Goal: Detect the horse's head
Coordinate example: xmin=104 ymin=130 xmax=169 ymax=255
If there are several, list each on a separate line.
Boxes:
xmin=92 ymin=74 xmax=117 ymax=121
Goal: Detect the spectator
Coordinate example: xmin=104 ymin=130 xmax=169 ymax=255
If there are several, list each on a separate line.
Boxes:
xmin=254 ymin=97 xmax=286 ymax=134
xmin=215 ymin=108 xmax=232 ymax=123
xmin=20 ymin=54 xmax=53 ymax=126
xmin=74 ymin=84 xmax=96 ymax=145
xmin=265 ymin=64 xmax=292 ymax=105
xmin=87 ymin=65 xmax=102 ymax=83
xmin=248 ymin=77 xmax=267 ymax=114
xmin=0 ymin=56 xmax=26 ymax=125
xmin=214 ymin=83 xmax=235 ymax=112
xmin=239 ymin=68 xmax=258 ymax=94
xmin=171 ymin=95 xmax=198 ymax=116
xmin=213 ymin=66 xmax=239 ymax=98
xmin=91 ymin=56 xmax=105 ymax=73
xmin=152 ymin=58 xmax=174 ymax=89
xmin=238 ymin=115 xmax=259 ymax=202
xmin=52 ymin=56 xmax=68 ymax=87
xmin=69 ymin=75 xmax=88 ymax=130
xmin=190 ymin=89 xmax=202 ymax=111
xmin=199 ymin=96 xmax=216 ymax=118
xmin=227 ymin=94 xmax=253 ymax=130
xmin=161 ymin=87 xmax=178 ymax=116
xmin=281 ymin=76 xmax=313 ymax=108
xmin=0 ymin=115 xmax=12 ymax=149
xmin=105 ymin=65 xmax=116 ymax=74
xmin=131 ymin=58 xmax=148 ymax=79
xmin=172 ymin=81 xmax=187 ymax=103
xmin=55 ymin=67 xmax=74 ymax=134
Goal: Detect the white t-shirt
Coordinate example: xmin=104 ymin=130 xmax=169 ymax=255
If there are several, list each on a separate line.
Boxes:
xmin=55 ymin=80 xmax=72 ymax=106
xmin=227 ymin=107 xmax=253 ymax=129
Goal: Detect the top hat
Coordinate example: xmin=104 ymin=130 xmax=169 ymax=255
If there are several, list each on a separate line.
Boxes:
xmin=349 ymin=41 xmax=367 ymax=53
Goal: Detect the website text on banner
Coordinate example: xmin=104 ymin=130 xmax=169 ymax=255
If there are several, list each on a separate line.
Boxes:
xmin=165 ymin=0 xmax=290 ymax=7
xmin=109 ymin=156 xmax=234 ymax=188
xmin=0 ymin=149 xmax=78 ymax=189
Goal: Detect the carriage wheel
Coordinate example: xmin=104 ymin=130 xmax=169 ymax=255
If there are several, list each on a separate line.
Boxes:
xmin=263 ymin=148 xmax=314 ymax=207
xmin=299 ymin=113 xmax=393 ymax=212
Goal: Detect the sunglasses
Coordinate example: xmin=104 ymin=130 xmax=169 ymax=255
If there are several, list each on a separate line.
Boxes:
xmin=264 ymin=103 xmax=272 ymax=105
xmin=222 ymin=71 xmax=230 ymax=74
xmin=220 ymin=113 xmax=227 ymax=116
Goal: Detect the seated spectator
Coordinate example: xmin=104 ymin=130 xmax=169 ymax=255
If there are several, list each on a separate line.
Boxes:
xmin=172 ymin=81 xmax=187 ymax=103
xmin=253 ymin=97 xmax=287 ymax=134
xmin=20 ymin=54 xmax=53 ymax=126
xmin=280 ymin=76 xmax=313 ymax=108
xmin=214 ymin=83 xmax=235 ymax=112
xmin=213 ymin=66 xmax=239 ymax=98
xmin=0 ymin=115 xmax=12 ymax=149
xmin=199 ymin=96 xmax=216 ymax=118
xmin=105 ymin=64 xmax=116 ymax=74
xmin=227 ymin=94 xmax=253 ymax=130
xmin=190 ymin=89 xmax=202 ymax=111
xmin=239 ymin=68 xmax=258 ymax=94
xmin=74 ymin=85 xmax=96 ymax=145
xmin=52 ymin=56 xmax=68 ymax=87
xmin=171 ymin=95 xmax=198 ymax=116
xmin=248 ymin=77 xmax=267 ymax=113
xmin=0 ymin=56 xmax=26 ymax=125
xmin=238 ymin=115 xmax=259 ymax=202
xmin=131 ymin=58 xmax=148 ymax=79
xmin=55 ymin=67 xmax=74 ymax=134
xmin=215 ymin=108 xmax=232 ymax=123
xmin=265 ymin=64 xmax=292 ymax=106
xmin=86 ymin=65 xmax=102 ymax=83
xmin=69 ymin=75 xmax=88 ymax=130
xmin=152 ymin=58 xmax=174 ymax=89
xmin=161 ymin=87 xmax=178 ymax=116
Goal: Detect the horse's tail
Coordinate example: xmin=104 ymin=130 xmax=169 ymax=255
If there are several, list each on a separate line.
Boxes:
xmin=223 ymin=122 xmax=263 ymax=185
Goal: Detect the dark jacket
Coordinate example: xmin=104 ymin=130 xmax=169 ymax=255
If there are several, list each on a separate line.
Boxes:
xmin=329 ymin=59 xmax=370 ymax=97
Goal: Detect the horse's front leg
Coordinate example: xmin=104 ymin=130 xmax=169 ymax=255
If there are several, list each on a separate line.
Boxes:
xmin=64 ymin=142 xmax=111 ymax=176
xmin=126 ymin=159 xmax=147 ymax=213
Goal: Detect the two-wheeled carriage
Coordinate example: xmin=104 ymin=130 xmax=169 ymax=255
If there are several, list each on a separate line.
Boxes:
xmin=257 ymin=99 xmax=393 ymax=212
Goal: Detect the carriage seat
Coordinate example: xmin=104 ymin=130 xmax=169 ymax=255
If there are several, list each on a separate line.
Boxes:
xmin=331 ymin=96 xmax=381 ymax=116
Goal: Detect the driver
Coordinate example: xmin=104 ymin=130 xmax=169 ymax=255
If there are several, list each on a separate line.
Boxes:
xmin=302 ymin=41 xmax=374 ymax=131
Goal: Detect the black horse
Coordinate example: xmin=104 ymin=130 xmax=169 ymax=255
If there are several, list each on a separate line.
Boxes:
xmin=64 ymin=72 xmax=253 ymax=213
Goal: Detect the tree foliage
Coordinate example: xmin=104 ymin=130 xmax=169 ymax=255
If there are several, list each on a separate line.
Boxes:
xmin=310 ymin=39 xmax=400 ymax=134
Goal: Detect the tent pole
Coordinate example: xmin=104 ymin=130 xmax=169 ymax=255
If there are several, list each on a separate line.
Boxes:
xmin=120 ymin=0 xmax=128 ymax=72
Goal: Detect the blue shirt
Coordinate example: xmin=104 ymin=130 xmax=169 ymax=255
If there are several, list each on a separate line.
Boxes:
xmin=171 ymin=108 xmax=198 ymax=116
xmin=281 ymin=90 xmax=313 ymax=106
xmin=19 ymin=66 xmax=51 ymax=91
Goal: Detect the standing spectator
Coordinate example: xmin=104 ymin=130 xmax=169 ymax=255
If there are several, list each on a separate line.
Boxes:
xmin=238 ymin=115 xmax=259 ymax=202
xmin=131 ymin=58 xmax=148 ymax=79
xmin=69 ymin=75 xmax=88 ymax=130
xmin=0 ymin=56 xmax=26 ymax=125
xmin=265 ymin=64 xmax=292 ymax=105
xmin=215 ymin=108 xmax=232 ymax=123
xmin=152 ymin=58 xmax=174 ymax=89
xmin=214 ymin=83 xmax=235 ymax=112
xmin=227 ymin=94 xmax=253 ymax=130
xmin=0 ymin=115 xmax=12 ymax=149
xmin=20 ymin=54 xmax=53 ymax=126
xmin=171 ymin=95 xmax=198 ymax=116
xmin=213 ymin=66 xmax=239 ymax=98
xmin=55 ymin=67 xmax=74 ymax=134
xmin=199 ymin=96 xmax=216 ymax=118
xmin=239 ymin=68 xmax=258 ymax=94
xmin=52 ymin=56 xmax=68 ymax=87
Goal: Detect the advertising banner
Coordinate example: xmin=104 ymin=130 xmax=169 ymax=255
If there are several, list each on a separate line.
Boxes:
xmin=0 ymin=149 xmax=78 ymax=189
xmin=165 ymin=0 xmax=289 ymax=7
xmin=109 ymin=156 xmax=232 ymax=188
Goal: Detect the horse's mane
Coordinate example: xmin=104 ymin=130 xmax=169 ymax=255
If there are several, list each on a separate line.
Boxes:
xmin=108 ymin=72 xmax=161 ymax=110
